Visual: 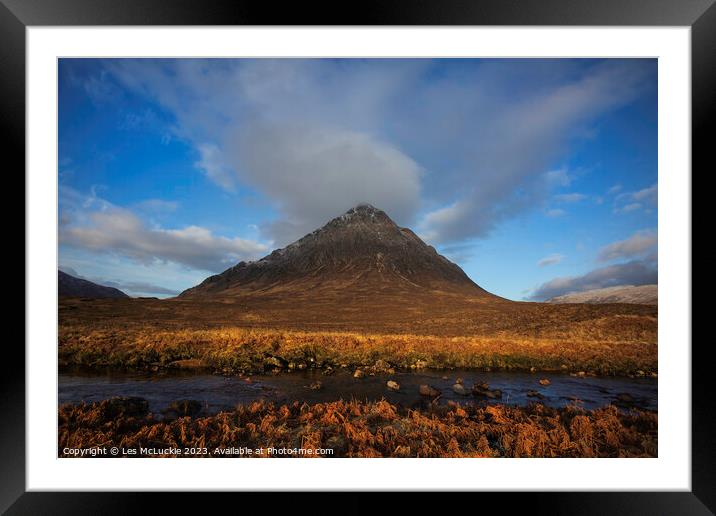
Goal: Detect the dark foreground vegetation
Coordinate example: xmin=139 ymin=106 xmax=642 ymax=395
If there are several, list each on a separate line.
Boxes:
xmin=59 ymin=397 xmax=657 ymax=458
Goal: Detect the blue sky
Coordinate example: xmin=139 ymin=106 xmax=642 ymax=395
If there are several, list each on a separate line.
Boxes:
xmin=58 ymin=58 xmax=657 ymax=299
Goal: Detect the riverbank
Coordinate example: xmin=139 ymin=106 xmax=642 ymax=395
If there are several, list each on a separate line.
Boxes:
xmin=58 ymin=397 xmax=657 ymax=458
xmin=59 ymin=325 xmax=657 ymax=377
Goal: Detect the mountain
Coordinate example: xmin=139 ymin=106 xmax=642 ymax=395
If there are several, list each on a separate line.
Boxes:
xmin=180 ymin=204 xmax=493 ymax=299
xmin=547 ymin=285 xmax=657 ymax=305
xmin=59 ymin=270 xmax=129 ymax=299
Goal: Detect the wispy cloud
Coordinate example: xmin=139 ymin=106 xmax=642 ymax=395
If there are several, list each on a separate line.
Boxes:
xmin=554 ymin=193 xmax=587 ymax=203
xmin=614 ymin=183 xmax=657 ymax=214
xmin=544 ymin=168 xmax=572 ymax=187
xmin=416 ymin=60 xmax=654 ymax=244
xmin=545 ymin=208 xmax=567 ymax=218
xmin=537 ymin=253 xmax=565 ymax=267
xmin=135 ymin=199 xmax=179 ymax=213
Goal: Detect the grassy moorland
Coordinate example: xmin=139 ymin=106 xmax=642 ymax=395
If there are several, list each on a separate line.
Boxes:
xmin=58 ymin=296 xmax=657 ymax=376
xmin=58 ymin=398 xmax=657 ymax=458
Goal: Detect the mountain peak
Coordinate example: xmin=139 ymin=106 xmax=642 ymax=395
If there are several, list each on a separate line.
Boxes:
xmin=179 ymin=205 xmax=492 ymax=299
xmin=332 ymin=203 xmax=393 ymax=225
xmin=347 ymin=203 xmax=381 ymax=215
xmin=351 ymin=202 xmax=378 ymax=211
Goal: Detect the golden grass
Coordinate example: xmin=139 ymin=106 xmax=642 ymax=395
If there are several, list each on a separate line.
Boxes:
xmin=59 ymin=297 xmax=657 ymax=376
xmin=58 ymin=398 xmax=657 ymax=458
xmin=59 ymin=326 xmax=656 ymax=376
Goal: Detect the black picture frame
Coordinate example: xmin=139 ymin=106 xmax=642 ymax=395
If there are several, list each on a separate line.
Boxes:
xmin=4 ymin=0 xmax=707 ymax=513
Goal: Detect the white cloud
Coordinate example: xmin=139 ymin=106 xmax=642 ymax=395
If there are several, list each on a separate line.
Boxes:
xmin=100 ymin=59 xmax=654 ymax=246
xmin=105 ymin=59 xmax=424 ymax=244
xmin=194 ymin=143 xmax=236 ymax=192
xmin=60 ymin=187 xmax=268 ymax=272
xmin=419 ymin=201 xmax=469 ymax=242
xmin=227 ymin=122 xmax=422 ymax=244
xmin=597 ymin=229 xmax=657 ymax=262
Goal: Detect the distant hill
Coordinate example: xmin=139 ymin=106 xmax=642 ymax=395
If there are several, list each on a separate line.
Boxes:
xmin=180 ymin=204 xmax=494 ymax=300
xmin=59 ymin=270 xmax=129 ymax=299
xmin=548 ymin=285 xmax=657 ymax=305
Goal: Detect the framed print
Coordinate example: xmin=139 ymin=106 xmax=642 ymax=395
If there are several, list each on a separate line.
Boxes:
xmin=5 ymin=0 xmax=709 ymax=512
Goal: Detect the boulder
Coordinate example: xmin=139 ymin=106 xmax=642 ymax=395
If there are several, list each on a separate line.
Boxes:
xmin=527 ymin=390 xmax=545 ymax=400
xmin=472 ymin=381 xmax=490 ymax=392
xmin=386 ymin=380 xmax=400 ymax=391
xmin=484 ymin=389 xmax=502 ymax=399
xmin=353 ymin=369 xmax=365 ymax=379
xmin=452 ymin=383 xmax=468 ymax=396
xmin=419 ymin=384 xmax=441 ymax=398
xmin=472 ymin=382 xmax=502 ymax=399
xmin=538 ymin=378 xmax=551 ymax=386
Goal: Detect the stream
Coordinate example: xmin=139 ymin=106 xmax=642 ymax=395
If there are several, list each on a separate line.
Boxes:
xmin=59 ymin=368 xmax=657 ymax=416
